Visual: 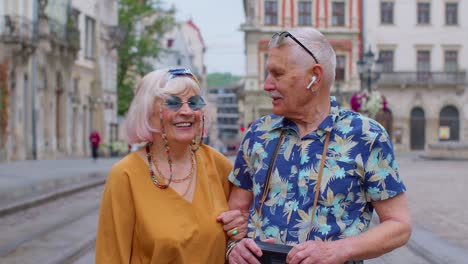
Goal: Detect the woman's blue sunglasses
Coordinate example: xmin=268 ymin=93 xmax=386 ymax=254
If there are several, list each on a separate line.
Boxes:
xmin=163 ymin=95 xmax=206 ymax=111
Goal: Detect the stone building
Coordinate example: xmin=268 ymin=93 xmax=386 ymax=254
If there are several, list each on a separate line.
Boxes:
xmin=0 ymin=0 xmax=119 ymax=161
xmin=240 ymin=0 xmax=363 ymax=127
xmin=365 ymin=0 xmax=468 ymax=157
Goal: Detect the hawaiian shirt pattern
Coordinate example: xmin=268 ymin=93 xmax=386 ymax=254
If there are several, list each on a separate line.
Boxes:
xmin=229 ymin=97 xmax=406 ymax=262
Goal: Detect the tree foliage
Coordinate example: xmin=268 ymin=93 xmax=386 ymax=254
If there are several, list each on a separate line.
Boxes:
xmin=117 ymin=0 xmax=175 ymax=116
xmin=206 ymin=72 xmax=242 ymax=88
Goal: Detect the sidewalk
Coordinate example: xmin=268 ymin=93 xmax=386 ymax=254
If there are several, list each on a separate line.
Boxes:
xmin=0 ymin=157 xmax=119 ymax=215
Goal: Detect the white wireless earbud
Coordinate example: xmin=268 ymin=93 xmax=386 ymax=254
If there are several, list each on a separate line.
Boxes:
xmin=306 ymin=76 xmax=317 ymax=90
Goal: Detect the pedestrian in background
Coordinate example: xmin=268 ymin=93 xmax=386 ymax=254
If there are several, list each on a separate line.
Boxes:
xmin=89 ymin=130 xmax=101 ymax=161
xmin=96 ymin=68 xmax=247 ymax=263
xmin=226 ymin=28 xmax=412 ymax=263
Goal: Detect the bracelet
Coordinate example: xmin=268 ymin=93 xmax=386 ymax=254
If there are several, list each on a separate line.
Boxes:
xmin=225 ymin=240 xmax=240 ymax=260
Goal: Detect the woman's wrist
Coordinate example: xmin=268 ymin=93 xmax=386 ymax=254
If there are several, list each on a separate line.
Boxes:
xmin=225 ymin=240 xmax=239 ymax=260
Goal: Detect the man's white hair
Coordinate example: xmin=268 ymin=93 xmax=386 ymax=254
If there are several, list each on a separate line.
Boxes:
xmin=284 ymin=28 xmax=336 ymax=87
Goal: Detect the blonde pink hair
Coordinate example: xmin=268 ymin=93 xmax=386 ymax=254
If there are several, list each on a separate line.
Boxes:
xmin=125 ymin=68 xmax=202 ymax=144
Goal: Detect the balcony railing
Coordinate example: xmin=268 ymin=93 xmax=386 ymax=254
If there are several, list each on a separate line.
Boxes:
xmin=0 ymin=15 xmax=37 ymax=46
xmin=48 ymin=18 xmax=80 ymax=50
xmin=378 ymin=71 xmax=466 ymax=87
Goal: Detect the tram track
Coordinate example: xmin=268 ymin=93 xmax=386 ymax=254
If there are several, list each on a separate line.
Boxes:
xmin=0 ymin=183 xmax=104 ymax=263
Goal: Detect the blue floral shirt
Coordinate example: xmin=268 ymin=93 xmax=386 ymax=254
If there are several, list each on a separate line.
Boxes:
xmin=229 ymin=97 xmax=406 ymax=260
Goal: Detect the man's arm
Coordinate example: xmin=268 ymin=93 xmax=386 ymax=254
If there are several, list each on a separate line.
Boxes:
xmin=225 ymin=186 xmax=265 ymax=264
xmin=287 ymin=192 xmax=412 ymax=264
xmin=228 ymin=185 xmax=253 ymax=212
xmin=340 ymin=192 xmax=412 ymax=260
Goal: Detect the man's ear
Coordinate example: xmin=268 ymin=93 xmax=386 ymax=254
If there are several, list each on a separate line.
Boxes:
xmin=310 ymin=64 xmax=323 ymax=84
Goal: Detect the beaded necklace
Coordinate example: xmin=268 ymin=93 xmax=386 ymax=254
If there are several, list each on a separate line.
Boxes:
xmin=145 ymin=143 xmax=171 ymax=189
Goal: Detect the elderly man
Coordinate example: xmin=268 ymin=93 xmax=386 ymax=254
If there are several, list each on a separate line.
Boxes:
xmin=225 ymin=28 xmax=412 ymax=264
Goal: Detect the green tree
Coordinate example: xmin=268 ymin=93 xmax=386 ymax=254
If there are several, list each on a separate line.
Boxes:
xmin=117 ymin=0 xmax=175 ymax=116
xmin=206 ymin=72 xmax=241 ymax=88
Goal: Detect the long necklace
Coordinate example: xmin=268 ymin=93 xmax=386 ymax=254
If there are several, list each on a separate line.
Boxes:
xmin=181 ymin=165 xmax=195 ymax=198
xmin=145 ymin=143 xmax=171 ymax=189
xmin=152 ymin=151 xmax=195 ymax=183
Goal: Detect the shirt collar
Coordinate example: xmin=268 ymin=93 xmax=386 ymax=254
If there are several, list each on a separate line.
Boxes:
xmin=271 ymin=96 xmax=341 ymax=136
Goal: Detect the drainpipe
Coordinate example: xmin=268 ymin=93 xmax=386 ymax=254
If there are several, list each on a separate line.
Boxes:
xmin=31 ymin=0 xmax=38 ymax=160
xmin=361 ymin=0 xmax=366 ymax=55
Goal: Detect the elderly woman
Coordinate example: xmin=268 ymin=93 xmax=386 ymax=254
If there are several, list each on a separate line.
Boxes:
xmin=96 ymin=68 xmax=245 ymax=263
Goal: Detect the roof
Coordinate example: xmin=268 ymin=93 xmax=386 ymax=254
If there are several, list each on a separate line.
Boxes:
xmin=186 ymin=19 xmax=205 ymax=49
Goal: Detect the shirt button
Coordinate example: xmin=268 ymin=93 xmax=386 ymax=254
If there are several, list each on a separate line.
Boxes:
xmin=280 ymin=231 xmax=285 ymax=235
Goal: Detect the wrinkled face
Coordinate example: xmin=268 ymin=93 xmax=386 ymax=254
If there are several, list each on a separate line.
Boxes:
xmin=264 ymin=46 xmax=312 ymax=119
xmin=152 ymin=87 xmax=205 ymax=145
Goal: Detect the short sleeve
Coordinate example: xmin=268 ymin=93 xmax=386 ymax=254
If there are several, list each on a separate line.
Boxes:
xmin=228 ymin=127 xmax=255 ymax=191
xmin=363 ymin=129 xmax=406 ymax=202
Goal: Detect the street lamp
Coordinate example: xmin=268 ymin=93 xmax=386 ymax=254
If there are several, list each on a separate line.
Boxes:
xmin=357 ymin=47 xmax=384 ymax=92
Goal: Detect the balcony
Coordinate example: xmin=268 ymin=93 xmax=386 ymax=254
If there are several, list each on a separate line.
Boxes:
xmin=378 ymin=71 xmax=466 ymax=88
xmin=0 ymin=15 xmax=37 ymax=47
xmin=48 ymin=18 xmax=80 ymax=50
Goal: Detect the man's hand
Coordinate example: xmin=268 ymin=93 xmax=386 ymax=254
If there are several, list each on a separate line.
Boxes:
xmin=228 ymin=238 xmax=263 ymax=264
xmin=286 ymin=240 xmax=347 ymax=264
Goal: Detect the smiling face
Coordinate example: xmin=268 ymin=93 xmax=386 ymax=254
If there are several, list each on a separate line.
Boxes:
xmin=151 ymin=87 xmax=204 ymax=147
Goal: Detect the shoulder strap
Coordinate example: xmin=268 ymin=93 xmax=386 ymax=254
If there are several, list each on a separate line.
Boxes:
xmin=306 ymin=131 xmax=331 ymax=241
xmin=259 ymin=130 xmax=286 ymax=205
xmin=252 ymin=130 xmax=285 ymax=239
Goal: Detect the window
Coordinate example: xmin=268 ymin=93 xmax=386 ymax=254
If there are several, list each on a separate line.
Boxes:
xmin=264 ymin=1 xmax=278 ymax=25
xmin=379 ymin=50 xmax=394 ymax=72
xmin=298 ymin=1 xmax=312 ymax=26
xmin=335 ymin=55 xmax=346 ymax=81
xmin=85 ymin=16 xmax=95 ymax=59
xmin=439 ymin=106 xmax=459 ymax=141
xmin=332 ymin=2 xmax=345 ymax=26
xmin=70 ymin=8 xmax=80 ymax=28
xmin=417 ymin=2 xmax=430 ymax=24
xmin=444 ymin=50 xmax=458 ymax=72
xmin=381 ymin=2 xmax=394 ymax=24
xmin=445 ymin=3 xmax=458 ymax=25
xmin=417 ymin=50 xmax=430 ymax=80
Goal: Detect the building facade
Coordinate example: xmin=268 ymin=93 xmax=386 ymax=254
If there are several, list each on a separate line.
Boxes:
xmin=365 ymin=0 xmax=468 ymax=155
xmin=0 ymin=0 xmax=118 ymax=161
xmin=240 ymin=0 xmax=363 ymax=127
xmin=151 ymin=20 xmax=207 ymax=92
xmin=207 ymin=83 xmax=243 ymax=153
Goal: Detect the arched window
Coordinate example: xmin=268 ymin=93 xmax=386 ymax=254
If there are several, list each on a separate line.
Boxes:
xmin=410 ymin=107 xmax=425 ymax=150
xmin=439 ymin=105 xmax=459 ymax=141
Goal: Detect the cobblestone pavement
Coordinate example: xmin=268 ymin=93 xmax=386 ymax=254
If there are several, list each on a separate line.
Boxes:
xmin=397 ymin=152 xmax=468 ymax=250
xmin=364 ymin=152 xmax=468 ymax=263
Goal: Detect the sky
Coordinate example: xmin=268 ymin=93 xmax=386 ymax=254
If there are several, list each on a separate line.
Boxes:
xmin=164 ymin=0 xmax=245 ymax=76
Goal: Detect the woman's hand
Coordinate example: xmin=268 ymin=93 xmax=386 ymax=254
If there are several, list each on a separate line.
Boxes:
xmin=227 ymin=238 xmax=262 ymax=264
xmin=216 ymin=209 xmax=248 ymax=241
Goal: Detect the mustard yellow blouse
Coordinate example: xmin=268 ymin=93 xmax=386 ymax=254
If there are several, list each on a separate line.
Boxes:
xmin=96 ymin=145 xmax=233 ymax=263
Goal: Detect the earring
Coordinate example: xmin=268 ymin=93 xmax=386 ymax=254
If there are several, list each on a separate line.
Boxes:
xmin=160 ymin=107 xmax=172 ymax=161
xmin=191 ymin=115 xmax=205 ymax=152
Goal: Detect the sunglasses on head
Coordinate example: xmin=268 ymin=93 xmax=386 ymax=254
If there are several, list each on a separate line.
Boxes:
xmin=269 ymin=31 xmax=319 ymax=64
xmin=163 ymin=95 xmax=206 ymax=112
xmin=167 ymin=68 xmax=200 ymax=84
